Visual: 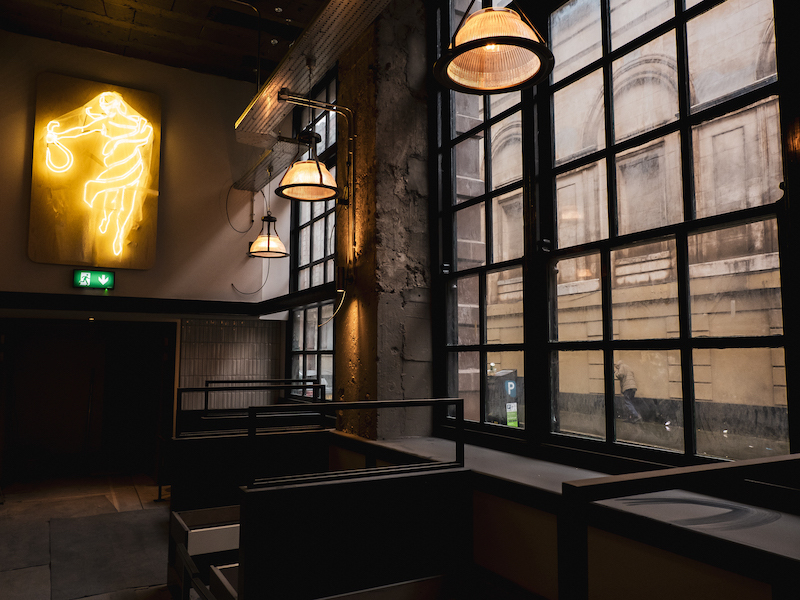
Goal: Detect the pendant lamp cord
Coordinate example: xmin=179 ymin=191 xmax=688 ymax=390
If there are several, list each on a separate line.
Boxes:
xmin=305 ymin=59 xmax=326 ymax=185
xmin=232 ymin=259 xmax=271 ymax=294
xmin=231 ymin=167 xmax=276 ymax=295
xmin=225 ymin=183 xmax=255 ymax=234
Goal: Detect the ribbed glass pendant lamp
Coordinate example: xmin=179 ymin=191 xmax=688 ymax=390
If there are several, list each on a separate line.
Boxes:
xmin=434 ymin=5 xmax=554 ymax=94
xmin=249 ymin=212 xmax=288 ymax=258
xmin=276 ymin=131 xmax=338 ymax=202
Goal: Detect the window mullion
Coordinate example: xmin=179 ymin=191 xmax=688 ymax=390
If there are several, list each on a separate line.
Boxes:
xmin=673 ymin=1 xmax=697 ymax=456
xmin=675 ymin=231 xmax=697 ymax=456
xmin=600 ymin=0 xmax=617 ymax=445
xmin=480 ymin=271 xmax=487 ymax=424
xmin=601 ymin=250 xmax=616 ymax=444
xmin=600 ymin=0 xmax=617 ymax=243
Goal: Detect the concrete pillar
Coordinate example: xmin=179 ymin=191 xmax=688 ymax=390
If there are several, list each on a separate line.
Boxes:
xmin=335 ymin=0 xmax=432 ymax=439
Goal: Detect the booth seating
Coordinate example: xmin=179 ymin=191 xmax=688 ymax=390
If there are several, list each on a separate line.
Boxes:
xmin=210 ymin=570 xmax=445 ymax=600
xmin=167 ymin=397 xmax=462 ymax=512
xmin=559 ymin=454 xmax=800 ymax=600
xmin=235 ymin=465 xmax=470 ymax=599
xmin=167 ymin=398 xmax=467 ymax=600
xmin=170 ymin=464 xmax=471 ymax=600
xmin=168 ymin=505 xmax=241 ymax=598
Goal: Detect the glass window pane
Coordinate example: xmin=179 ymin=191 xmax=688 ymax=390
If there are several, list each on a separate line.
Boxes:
xmin=610 ymin=0 xmax=674 ymax=50
xmin=489 ymin=91 xmax=520 ymax=117
xmin=455 ymin=202 xmax=485 ymax=270
xmin=556 ymin=158 xmax=609 ymax=248
xmin=326 ymin=215 xmax=336 ymax=258
xmin=689 ymin=219 xmax=782 ymax=337
xmin=299 ymin=227 xmax=310 ymax=266
xmin=614 ymin=350 xmax=684 ymax=452
xmin=612 ymin=239 xmax=679 ymax=339
xmin=451 ymin=0 xmax=480 ymax=38
xmin=320 ymin=303 xmax=334 ymax=350
xmin=454 ymin=132 xmax=485 ymax=203
xmin=553 ymin=69 xmax=605 ymax=165
xmin=312 ymin=199 xmax=325 ymax=218
xmin=454 ymin=92 xmax=484 ymax=138
xmin=612 ymin=31 xmax=679 ymax=142
xmin=292 ymin=310 xmax=303 ymax=351
xmin=320 ymin=354 xmax=333 ymax=400
xmin=311 ymin=263 xmax=324 ymax=287
xmin=686 ymin=0 xmax=777 ymax=111
xmin=615 ymin=132 xmax=683 ymax=235
xmin=555 ymin=253 xmax=601 ymax=342
xmin=492 ymin=189 xmax=524 ymax=263
xmin=453 ymin=351 xmax=481 ymax=422
xmin=305 ymin=309 xmax=318 ymax=351
xmin=315 ymin=118 xmax=326 ymax=155
xmin=487 ymin=267 xmax=523 ymax=344
xmin=305 ymin=355 xmax=317 ymax=391
xmin=491 ymin=112 xmax=522 ymax=190
xmin=326 ymin=259 xmax=334 ymax=284
xmin=299 ymin=202 xmax=311 ymax=225
xmin=553 ymin=350 xmax=605 ymax=440
xmin=694 ymin=347 xmax=788 ymax=460
xmin=328 ymin=111 xmax=336 ymax=151
xmin=449 ymin=275 xmax=479 ymax=346
xmin=298 ymin=268 xmax=310 ymax=291
xmin=291 ymin=354 xmax=302 ymax=381
xmin=550 ymin=0 xmax=603 ymax=83
xmin=312 ymin=219 xmax=324 ymax=261
xmin=692 ymin=96 xmax=782 ymax=219
xmin=328 ymin=79 xmax=336 ymax=104
xmin=487 ymin=350 xmax=525 ymax=429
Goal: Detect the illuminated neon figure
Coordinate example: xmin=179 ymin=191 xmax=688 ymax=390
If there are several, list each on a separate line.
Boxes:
xmin=45 ymin=92 xmax=154 ymax=256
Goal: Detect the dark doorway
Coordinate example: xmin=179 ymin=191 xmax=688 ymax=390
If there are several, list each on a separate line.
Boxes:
xmin=0 ymin=318 xmax=176 ymax=484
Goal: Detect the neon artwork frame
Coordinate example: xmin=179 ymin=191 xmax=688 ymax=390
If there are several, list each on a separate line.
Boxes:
xmin=29 ymin=73 xmax=161 ymax=269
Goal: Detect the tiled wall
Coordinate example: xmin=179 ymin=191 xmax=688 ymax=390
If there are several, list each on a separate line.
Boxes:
xmin=179 ymin=318 xmax=284 ymax=410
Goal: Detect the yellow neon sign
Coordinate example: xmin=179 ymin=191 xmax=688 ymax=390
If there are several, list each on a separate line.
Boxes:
xmin=44 ymin=91 xmax=154 ymax=256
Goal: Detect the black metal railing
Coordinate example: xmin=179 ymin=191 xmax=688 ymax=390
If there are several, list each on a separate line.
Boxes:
xmin=245 ymin=397 xmax=466 ymax=468
xmin=176 ymin=380 xmax=326 ymax=436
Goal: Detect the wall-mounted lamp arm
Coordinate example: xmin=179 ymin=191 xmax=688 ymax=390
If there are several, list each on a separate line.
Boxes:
xmin=277 ymin=88 xmax=355 ymax=208
xmin=278 ymin=88 xmax=357 ymax=282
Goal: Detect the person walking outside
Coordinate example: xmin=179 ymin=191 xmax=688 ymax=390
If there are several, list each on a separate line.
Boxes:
xmin=614 ymin=360 xmax=642 ymax=423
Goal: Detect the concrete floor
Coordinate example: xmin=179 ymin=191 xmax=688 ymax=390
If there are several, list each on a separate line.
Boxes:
xmin=0 ymin=475 xmax=172 ymax=600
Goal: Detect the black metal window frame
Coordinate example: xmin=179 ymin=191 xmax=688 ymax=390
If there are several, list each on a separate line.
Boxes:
xmin=287 ymin=69 xmax=338 ymax=398
xmin=289 ymin=70 xmax=339 ymax=295
xmin=434 ymin=0 xmax=533 ymax=441
xmin=431 ymin=0 xmax=800 ymax=467
xmin=288 ymin=301 xmax=335 ymax=401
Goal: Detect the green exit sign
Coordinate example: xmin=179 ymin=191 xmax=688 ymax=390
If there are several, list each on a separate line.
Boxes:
xmin=73 ymin=269 xmax=115 ymax=290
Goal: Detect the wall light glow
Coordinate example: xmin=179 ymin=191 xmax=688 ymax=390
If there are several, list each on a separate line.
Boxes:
xmin=44 ymin=92 xmax=154 ymax=256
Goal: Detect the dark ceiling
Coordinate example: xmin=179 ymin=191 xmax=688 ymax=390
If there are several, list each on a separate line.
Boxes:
xmin=0 ymin=0 xmax=330 ymax=84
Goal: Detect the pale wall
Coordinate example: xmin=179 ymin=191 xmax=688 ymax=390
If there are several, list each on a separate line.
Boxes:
xmin=0 ymin=30 xmax=290 ymax=304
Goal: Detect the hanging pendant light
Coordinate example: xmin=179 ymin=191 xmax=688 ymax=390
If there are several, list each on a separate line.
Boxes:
xmin=433 ymin=5 xmax=554 ymax=95
xmin=249 ymin=212 xmax=288 ymax=258
xmin=276 ymin=131 xmax=338 ymax=202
